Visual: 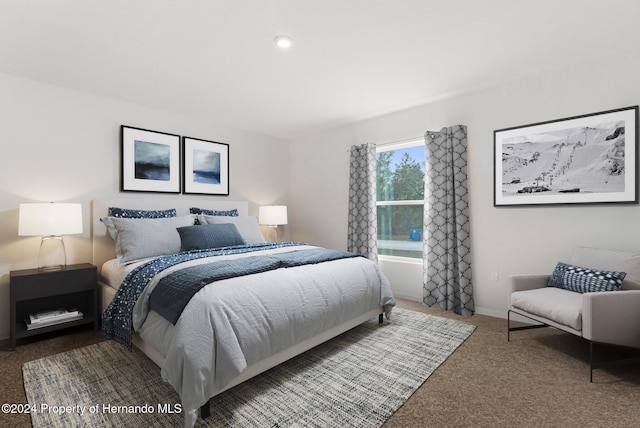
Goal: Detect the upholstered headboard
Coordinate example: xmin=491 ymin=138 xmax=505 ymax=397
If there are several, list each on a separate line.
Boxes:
xmin=91 ymin=198 xmax=249 ymax=273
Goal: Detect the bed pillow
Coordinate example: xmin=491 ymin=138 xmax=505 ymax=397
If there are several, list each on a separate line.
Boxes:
xmin=548 ymin=262 xmax=626 ymax=293
xmin=109 ymin=207 xmax=177 ymax=218
xmin=177 ymin=224 xmax=245 ymax=251
xmin=189 ymin=207 xmax=239 ymax=217
xmin=110 ymin=215 xmax=195 ymax=264
xmin=101 ymin=207 xmax=177 ymax=240
xmin=199 ymin=215 xmax=266 ymax=244
xmin=101 ymin=217 xmax=119 ymax=240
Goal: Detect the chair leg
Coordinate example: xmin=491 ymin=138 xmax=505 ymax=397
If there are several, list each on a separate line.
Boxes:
xmin=589 ymin=340 xmax=640 ymax=382
xmin=507 ymin=310 xmax=548 ymax=340
xmin=590 ymin=342 xmax=594 ymax=383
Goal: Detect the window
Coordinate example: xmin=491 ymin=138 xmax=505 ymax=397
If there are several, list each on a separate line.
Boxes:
xmin=376 ymin=139 xmax=425 ymax=259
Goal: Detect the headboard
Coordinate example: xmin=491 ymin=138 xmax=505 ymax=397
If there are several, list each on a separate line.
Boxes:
xmin=91 ymin=198 xmax=249 ymax=273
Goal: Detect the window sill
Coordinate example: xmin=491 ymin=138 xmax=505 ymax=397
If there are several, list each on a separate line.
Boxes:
xmin=378 ymin=254 xmax=423 ymax=265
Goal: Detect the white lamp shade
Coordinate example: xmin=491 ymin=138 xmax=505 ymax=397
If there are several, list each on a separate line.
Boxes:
xmin=19 ymin=203 xmax=83 ymax=236
xmin=259 ymin=205 xmax=288 ymax=226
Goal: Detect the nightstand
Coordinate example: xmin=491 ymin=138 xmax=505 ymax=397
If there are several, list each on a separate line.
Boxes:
xmin=10 ymin=263 xmax=98 ymax=350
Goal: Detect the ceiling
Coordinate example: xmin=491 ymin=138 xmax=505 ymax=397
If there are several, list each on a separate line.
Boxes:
xmin=1 ymin=0 xmax=639 ymax=139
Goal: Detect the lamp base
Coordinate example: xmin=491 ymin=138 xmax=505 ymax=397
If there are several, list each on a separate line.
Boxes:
xmin=269 ymin=225 xmax=279 ymax=242
xmin=38 ymin=236 xmax=67 ymax=271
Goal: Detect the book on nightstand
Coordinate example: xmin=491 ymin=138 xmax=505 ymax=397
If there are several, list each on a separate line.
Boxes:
xmin=25 ymin=308 xmax=84 ymax=330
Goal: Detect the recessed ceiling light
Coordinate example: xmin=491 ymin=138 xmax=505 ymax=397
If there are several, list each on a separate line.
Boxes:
xmin=274 ymin=35 xmax=293 ymax=49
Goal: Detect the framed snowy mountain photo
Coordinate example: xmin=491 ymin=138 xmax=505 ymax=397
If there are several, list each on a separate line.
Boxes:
xmin=494 ymin=106 xmax=638 ymax=206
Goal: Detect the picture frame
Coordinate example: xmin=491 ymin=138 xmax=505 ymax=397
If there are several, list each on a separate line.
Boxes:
xmin=182 ymin=136 xmax=229 ymax=195
xmin=120 ymin=125 xmax=181 ymax=193
xmin=494 ymin=106 xmax=638 ymax=207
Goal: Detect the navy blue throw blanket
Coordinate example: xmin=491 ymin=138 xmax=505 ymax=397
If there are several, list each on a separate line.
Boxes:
xmin=149 ymin=248 xmax=362 ymax=325
xmin=102 ymin=242 xmax=308 ymax=350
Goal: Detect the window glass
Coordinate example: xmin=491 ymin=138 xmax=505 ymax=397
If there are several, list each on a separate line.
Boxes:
xmin=376 ymin=141 xmax=425 ymax=259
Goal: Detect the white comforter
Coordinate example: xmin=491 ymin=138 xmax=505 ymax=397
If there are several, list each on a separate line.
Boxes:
xmin=130 ymin=244 xmax=395 ymax=427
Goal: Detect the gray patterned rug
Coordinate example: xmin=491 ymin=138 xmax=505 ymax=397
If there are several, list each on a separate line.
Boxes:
xmin=23 ymin=308 xmax=475 ymax=427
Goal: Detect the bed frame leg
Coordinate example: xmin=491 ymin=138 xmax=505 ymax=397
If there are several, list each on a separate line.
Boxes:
xmin=378 ymin=313 xmax=383 ymax=324
xmin=200 ymin=399 xmax=211 ymax=419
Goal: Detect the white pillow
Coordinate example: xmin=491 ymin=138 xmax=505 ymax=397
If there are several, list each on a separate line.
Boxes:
xmin=199 ymin=215 xmax=266 ymax=244
xmin=110 ymin=215 xmax=195 ymax=264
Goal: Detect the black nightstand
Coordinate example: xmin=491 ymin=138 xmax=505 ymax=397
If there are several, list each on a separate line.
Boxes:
xmin=10 ymin=263 xmax=98 ymax=350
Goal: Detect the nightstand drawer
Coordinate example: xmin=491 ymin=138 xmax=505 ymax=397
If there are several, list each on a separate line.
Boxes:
xmin=11 ymin=264 xmax=96 ymax=300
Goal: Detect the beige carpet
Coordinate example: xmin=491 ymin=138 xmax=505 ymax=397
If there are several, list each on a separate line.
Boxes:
xmin=4 ymin=299 xmax=640 ymax=428
xmin=22 ymin=308 xmax=474 ymax=427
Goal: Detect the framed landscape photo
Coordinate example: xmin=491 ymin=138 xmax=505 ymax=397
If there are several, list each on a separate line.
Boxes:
xmin=494 ymin=106 xmax=638 ymax=207
xmin=182 ymin=136 xmax=229 ymax=195
xmin=120 ymin=126 xmax=181 ymax=193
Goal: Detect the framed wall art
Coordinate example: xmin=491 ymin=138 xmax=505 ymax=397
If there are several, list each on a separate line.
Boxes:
xmin=494 ymin=106 xmax=638 ymax=206
xmin=120 ymin=125 xmax=181 ymax=193
xmin=182 ymin=136 xmax=229 ymax=195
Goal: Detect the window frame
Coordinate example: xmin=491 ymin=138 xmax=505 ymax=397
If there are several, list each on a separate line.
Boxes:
xmin=376 ymin=138 xmax=424 ymax=262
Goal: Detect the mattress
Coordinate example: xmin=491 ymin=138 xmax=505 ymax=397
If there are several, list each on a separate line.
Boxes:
xmin=101 ymin=258 xmax=144 ymax=289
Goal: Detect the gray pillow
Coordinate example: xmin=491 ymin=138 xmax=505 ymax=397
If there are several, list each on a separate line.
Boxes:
xmin=199 ymin=215 xmax=266 ymax=244
xmin=177 ymin=224 xmax=245 ymax=251
xmin=110 ymin=215 xmax=195 ymax=264
xmin=101 ymin=208 xmax=177 ymax=240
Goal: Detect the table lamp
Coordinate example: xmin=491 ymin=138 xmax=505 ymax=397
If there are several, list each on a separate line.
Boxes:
xmin=258 ymin=205 xmax=288 ymax=242
xmin=18 ymin=202 xmax=83 ymax=270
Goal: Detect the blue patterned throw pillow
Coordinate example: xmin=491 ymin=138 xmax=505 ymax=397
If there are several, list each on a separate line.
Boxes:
xmin=548 ymin=262 xmax=625 ymax=293
xmin=108 ymin=207 xmax=177 ymax=218
xmin=190 ymin=207 xmax=239 ymax=217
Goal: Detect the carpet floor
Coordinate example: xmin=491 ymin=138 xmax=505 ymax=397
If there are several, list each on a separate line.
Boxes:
xmin=4 ymin=299 xmax=640 ymax=428
xmin=21 ymin=308 xmax=475 ymax=427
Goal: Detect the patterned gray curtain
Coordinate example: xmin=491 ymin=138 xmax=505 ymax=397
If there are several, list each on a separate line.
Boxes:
xmin=423 ymin=125 xmax=474 ymax=315
xmin=347 ymin=143 xmax=378 ymax=263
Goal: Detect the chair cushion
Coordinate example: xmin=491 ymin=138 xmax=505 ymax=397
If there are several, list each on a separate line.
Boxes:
xmin=511 ymin=287 xmax=583 ymax=331
xmin=572 ymin=247 xmax=640 ymax=290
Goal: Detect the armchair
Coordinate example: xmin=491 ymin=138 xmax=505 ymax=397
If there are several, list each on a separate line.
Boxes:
xmin=508 ymin=247 xmax=640 ymax=381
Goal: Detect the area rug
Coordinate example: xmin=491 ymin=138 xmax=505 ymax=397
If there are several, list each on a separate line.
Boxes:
xmin=23 ymin=308 xmax=475 ymax=427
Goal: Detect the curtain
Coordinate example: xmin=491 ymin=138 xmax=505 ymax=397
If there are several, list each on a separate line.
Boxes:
xmin=347 ymin=143 xmax=378 ymax=263
xmin=423 ymin=125 xmax=474 ymax=315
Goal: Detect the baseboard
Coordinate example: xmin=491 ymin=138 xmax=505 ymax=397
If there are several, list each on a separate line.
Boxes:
xmin=474 ymin=306 xmax=507 ymax=319
xmin=393 ymin=299 xmax=515 ymax=323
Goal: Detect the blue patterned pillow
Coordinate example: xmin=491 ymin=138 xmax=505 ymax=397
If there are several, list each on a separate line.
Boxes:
xmin=189 ymin=207 xmax=239 ymax=217
xmin=548 ymin=262 xmax=625 ymax=293
xmin=177 ymin=224 xmax=245 ymax=251
xmin=108 ymin=207 xmax=177 ymax=218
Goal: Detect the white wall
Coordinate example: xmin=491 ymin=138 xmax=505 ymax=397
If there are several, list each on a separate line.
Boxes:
xmin=3 ymin=52 xmax=639 ymax=340
xmin=289 ymin=54 xmax=640 ymax=318
xmin=0 ymin=73 xmax=290 ymax=340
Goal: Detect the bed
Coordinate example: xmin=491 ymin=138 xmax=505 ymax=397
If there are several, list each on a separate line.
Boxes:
xmin=92 ymin=198 xmax=395 ymax=427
